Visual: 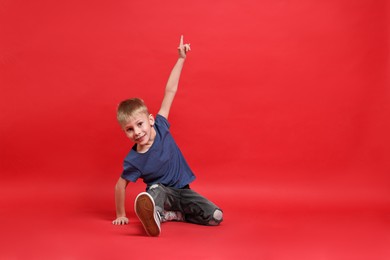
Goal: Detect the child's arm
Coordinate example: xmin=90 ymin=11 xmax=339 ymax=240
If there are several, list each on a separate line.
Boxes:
xmin=158 ymin=35 xmax=191 ymax=119
xmin=112 ymin=177 xmax=129 ymax=225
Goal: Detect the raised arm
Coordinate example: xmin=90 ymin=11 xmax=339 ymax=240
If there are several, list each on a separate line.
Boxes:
xmin=158 ymin=35 xmax=191 ymax=119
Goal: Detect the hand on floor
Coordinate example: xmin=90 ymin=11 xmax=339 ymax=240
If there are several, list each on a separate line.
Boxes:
xmin=112 ymin=216 xmax=129 ymax=225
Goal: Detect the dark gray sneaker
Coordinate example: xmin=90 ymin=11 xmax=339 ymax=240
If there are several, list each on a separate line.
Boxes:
xmin=161 ymin=211 xmax=184 ymax=222
xmin=134 ymin=192 xmax=161 ymax=237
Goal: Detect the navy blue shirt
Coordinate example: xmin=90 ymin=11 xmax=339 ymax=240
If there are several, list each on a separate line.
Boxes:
xmin=121 ymin=114 xmax=196 ymax=188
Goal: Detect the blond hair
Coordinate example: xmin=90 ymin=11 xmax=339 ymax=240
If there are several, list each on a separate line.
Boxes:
xmin=117 ymin=98 xmax=149 ymax=125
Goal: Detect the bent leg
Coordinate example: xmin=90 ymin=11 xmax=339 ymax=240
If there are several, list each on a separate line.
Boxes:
xmin=147 ymin=184 xmax=183 ymax=222
xmin=180 ymin=189 xmax=223 ymax=226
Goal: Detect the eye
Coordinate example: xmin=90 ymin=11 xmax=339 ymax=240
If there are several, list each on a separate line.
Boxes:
xmin=138 ymin=122 xmax=143 ymax=127
xmin=126 ymin=128 xmax=133 ymax=132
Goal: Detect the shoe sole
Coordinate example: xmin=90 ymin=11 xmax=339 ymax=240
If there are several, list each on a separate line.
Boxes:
xmin=134 ymin=192 xmax=161 ymax=237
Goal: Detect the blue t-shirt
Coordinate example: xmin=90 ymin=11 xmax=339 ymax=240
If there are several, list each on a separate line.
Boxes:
xmin=121 ymin=114 xmax=196 ymax=188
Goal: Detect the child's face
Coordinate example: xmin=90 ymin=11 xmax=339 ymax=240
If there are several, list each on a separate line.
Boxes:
xmin=122 ymin=112 xmax=155 ymax=146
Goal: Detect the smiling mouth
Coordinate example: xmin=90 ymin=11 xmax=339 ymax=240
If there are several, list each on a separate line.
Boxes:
xmin=135 ymin=134 xmax=145 ymax=141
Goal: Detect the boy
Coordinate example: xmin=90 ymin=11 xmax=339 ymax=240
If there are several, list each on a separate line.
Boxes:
xmin=112 ymin=36 xmax=223 ymax=236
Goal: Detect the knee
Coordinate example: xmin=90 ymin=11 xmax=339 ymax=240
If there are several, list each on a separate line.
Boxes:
xmin=208 ymin=209 xmax=223 ymax=226
xmin=149 ymin=184 xmax=160 ymax=190
xmin=146 ymin=184 xmax=164 ymax=201
xmin=147 ymin=183 xmax=164 ymax=195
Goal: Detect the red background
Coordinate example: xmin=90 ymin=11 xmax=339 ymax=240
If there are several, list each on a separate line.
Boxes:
xmin=1 ymin=0 xmax=389 ymax=259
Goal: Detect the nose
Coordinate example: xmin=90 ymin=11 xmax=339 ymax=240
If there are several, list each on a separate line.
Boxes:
xmin=134 ymin=126 xmax=141 ymax=136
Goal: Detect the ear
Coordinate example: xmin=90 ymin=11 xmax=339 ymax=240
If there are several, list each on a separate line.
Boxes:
xmin=148 ymin=114 xmax=155 ymax=126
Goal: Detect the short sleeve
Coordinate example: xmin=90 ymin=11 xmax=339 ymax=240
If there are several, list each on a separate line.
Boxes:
xmin=156 ymin=114 xmax=170 ymax=129
xmin=121 ymin=162 xmax=142 ymax=182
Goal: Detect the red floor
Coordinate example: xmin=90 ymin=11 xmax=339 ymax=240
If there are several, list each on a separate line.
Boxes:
xmin=1 ymin=167 xmax=389 ymax=259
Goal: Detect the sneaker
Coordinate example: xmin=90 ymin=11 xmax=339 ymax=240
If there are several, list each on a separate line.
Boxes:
xmin=134 ymin=192 xmax=161 ymax=237
xmin=162 ymin=211 xmax=184 ymax=222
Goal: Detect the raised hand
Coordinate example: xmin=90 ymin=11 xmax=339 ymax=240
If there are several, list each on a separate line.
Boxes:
xmin=178 ymin=35 xmax=191 ymax=59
